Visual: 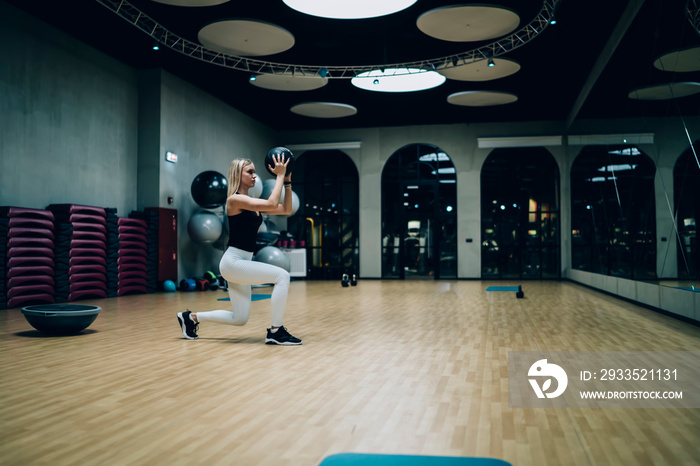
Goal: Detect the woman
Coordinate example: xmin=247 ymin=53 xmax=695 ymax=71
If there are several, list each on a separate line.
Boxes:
xmin=177 ymin=154 xmax=301 ymax=345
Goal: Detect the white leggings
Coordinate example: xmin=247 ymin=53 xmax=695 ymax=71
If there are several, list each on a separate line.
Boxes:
xmin=196 ymin=246 xmax=290 ymax=327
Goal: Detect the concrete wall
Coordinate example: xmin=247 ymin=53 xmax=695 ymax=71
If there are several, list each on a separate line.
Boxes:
xmin=1 ymin=1 xmax=139 ymax=214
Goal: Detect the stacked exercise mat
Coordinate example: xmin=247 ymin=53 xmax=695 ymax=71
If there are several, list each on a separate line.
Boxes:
xmin=0 ymin=207 xmax=57 ymax=309
xmin=1 ymin=204 xmax=163 ymax=308
xmin=48 ymin=204 xmax=108 ymax=303
xmin=116 ymin=216 xmax=149 ymax=296
xmin=105 ymin=208 xmax=120 ymax=298
xmin=132 ymin=210 xmax=159 ymax=292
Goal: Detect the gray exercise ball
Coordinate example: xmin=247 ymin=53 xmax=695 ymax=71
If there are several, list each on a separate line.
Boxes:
xmin=187 ymin=211 xmax=223 ymax=244
xmin=253 ymin=246 xmax=290 ymax=272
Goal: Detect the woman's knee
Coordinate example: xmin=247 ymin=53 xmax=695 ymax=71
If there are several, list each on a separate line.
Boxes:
xmin=277 ymin=269 xmax=290 ymax=286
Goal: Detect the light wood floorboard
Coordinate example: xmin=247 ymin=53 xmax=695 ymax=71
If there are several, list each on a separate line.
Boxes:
xmin=1 ymin=280 xmax=699 ymax=466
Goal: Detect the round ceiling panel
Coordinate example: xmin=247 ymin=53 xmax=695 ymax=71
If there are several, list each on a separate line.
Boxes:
xmin=654 ymin=46 xmax=700 ymax=73
xmin=628 ymin=82 xmax=700 ymax=100
xmin=290 ymin=102 xmax=358 ymax=118
xmin=447 ymin=90 xmax=518 ymax=106
xmin=417 ymin=5 xmax=520 ymax=42
xmin=250 ymin=74 xmax=329 ymax=91
xmin=198 ymin=20 xmax=294 ymax=57
xmin=439 ymin=57 xmax=520 ymax=81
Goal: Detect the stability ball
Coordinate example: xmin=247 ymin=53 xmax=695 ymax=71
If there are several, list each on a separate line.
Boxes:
xmin=21 ymin=304 xmax=101 ymax=335
xmin=248 ymin=178 xmax=263 ymax=198
xmin=187 ymin=211 xmax=223 ymax=244
xmin=163 ymin=280 xmax=176 ymax=292
xmin=260 ymin=180 xmax=299 ymax=215
xmin=265 ymin=147 xmax=295 ymax=176
xmin=253 ymin=246 xmax=291 ymax=272
xmin=191 ymin=170 xmax=228 ymax=208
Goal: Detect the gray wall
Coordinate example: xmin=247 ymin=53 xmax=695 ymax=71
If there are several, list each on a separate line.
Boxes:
xmin=1 ymin=2 xmax=139 ymax=214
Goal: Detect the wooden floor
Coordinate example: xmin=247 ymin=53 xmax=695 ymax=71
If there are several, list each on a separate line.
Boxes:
xmin=1 ymin=280 xmax=699 ymax=466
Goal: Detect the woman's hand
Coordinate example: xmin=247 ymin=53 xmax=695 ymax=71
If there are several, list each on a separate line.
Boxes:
xmin=268 ymin=154 xmax=290 ymax=177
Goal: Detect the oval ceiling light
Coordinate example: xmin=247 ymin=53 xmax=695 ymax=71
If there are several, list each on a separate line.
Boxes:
xmin=282 ymin=0 xmax=417 ymax=19
xmin=351 ymin=68 xmax=446 ymax=92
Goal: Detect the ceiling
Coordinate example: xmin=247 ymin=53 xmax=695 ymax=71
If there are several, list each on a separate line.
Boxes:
xmin=6 ymin=0 xmax=700 ymax=131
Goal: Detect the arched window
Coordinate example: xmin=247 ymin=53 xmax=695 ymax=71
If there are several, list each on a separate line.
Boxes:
xmin=571 ymin=145 xmax=656 ymax=279
xmin=382 ymin=144 xmax=457 ymax=279
xmin=674 ymin=142 xmax=700 ymax=280
xmin=481 ymin=148 xmax=560 ymax=279
xmin=286 ymin=150 xmax=359 ymax=279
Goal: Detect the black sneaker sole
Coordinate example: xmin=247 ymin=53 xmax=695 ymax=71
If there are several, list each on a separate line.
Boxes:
xmin=177 ymin=313 xmax=198 ymax=340
xmin=265 ymin=337 xmax=302 ymax=345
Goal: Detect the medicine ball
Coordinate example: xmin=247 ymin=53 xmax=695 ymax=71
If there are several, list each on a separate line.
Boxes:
xmin=264 ymin=147 xmax=294 ymax=177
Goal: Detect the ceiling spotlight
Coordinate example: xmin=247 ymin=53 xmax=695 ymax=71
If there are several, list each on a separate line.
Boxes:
xmin=373 ymin=79 xmax=380 ymax=85
xmin=487 ymin=58 xmax=495 ymax=67
xmin=249 ymin=75 xmax=257 ymax=81
xmin=152 ymin=42 xmax=160 ymax=51
xmin=550 ymin=18 xmax=557 ymax=25
xmin=318 ymin=67 xmax=329 ymax=78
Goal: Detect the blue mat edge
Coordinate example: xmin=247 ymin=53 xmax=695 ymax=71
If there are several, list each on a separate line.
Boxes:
xmin=485 ymin=286 xmax=519 ymax=292
xmin=218 ymin=294 xmax=271 ymax=301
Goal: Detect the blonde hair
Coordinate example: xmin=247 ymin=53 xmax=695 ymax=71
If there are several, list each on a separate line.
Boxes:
xmin=227 ymin=158 xmax=253 ymax=198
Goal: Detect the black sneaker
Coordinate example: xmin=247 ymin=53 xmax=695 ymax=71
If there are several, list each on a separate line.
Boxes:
xmin=177 ymin=310 xmax=199 ymax=339
xmin=265 ymin=326 xmax=302 ymax=345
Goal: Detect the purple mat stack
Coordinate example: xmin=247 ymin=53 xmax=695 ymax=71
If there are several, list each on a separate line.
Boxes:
xmin=48 ymin=204 xmax=108 ymax=303
xmin=0 ymin=207 xmax=57 ymax=309
xmin=117 ymin=217 xmax=148 ymax=296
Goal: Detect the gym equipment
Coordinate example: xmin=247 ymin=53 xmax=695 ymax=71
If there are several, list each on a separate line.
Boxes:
xmin=253 ymin=246 xmax=291 ymax=272
xmin=341 ymin=273 xmax=350 ymax=287
xmin=179 ymin=278 xmax=196 ymax=291
xmin=187 ymin=211 xmax=223 ymax=244
xmin=21 ymin=304 xmax=101 ymax=335
xmin=260 ymin=180 xmax=299 ymax=215
xmin=248 ymin=178 xmax=263 ymax=198
xmin=264 ymin=147 xmax=294 ymax=176
xmin=191 ymin=170 xmax=228 ymax=208
xmin=351 ymin=274 xmax=357 ymax=286
xmin=163 ymin=280 xmax=176 ymax=292
xmin=516 ymin=285 xmax=524 ymax=299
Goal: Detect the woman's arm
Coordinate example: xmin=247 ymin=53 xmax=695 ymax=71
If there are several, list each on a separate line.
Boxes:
xmin=227 ymin=155 xmax=290 ymax=215
xmin=228 ymin=176 xmax=285 ymax=213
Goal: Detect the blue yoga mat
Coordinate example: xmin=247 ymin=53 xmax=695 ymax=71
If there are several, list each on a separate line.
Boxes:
xmin=218 ymin=294 xmax=271 ymax=301
xmin=319 ymin=453 xmax=511 ymax=466
xmin=486 ymin=286 xmax=520 ymax=292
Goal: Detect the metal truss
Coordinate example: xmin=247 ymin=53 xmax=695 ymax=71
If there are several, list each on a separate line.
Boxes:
xmin=96 ymin=0 xmax=561 ymax=78
xmin=688 ymin=0 xmax=700 ymax=35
